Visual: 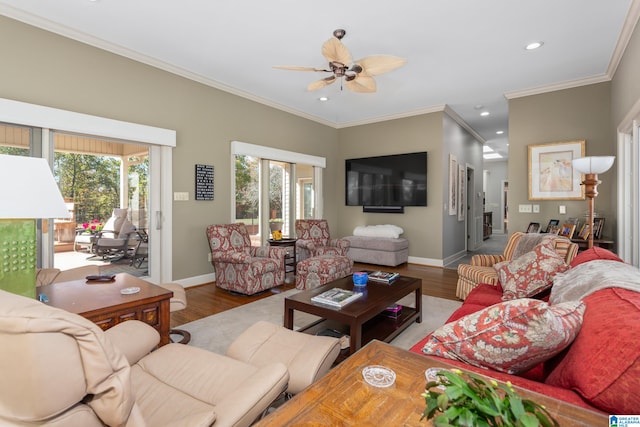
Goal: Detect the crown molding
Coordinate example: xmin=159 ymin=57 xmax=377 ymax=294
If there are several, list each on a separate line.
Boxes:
xmin=443 ymin=105 xmax=486 ymax=144
xmin=335 ymin=105 xmax=445 ymax=129
xmin=608 ymin=0 xmax=640 ymax=77
xmin=504 ymin=74 xmax=611 ymax=100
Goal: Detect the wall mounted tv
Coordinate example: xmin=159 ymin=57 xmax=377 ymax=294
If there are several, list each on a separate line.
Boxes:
xmin=345 ymin=152 xmax=427 ymax=210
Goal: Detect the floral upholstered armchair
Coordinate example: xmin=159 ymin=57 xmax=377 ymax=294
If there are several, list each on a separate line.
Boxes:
xmin=295 ymin=219 xmax=350 ymax=262
xmin=206 ymin=223 xmax=286 ymax=295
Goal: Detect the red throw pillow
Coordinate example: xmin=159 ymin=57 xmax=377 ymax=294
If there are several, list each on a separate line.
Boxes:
xmin=421 ymin=298 xmax=585 ymax=374
xmin=545 ymin=288 xmax=640 ymax=414
xmin=569 ymin=246 xmax=623 ymax=268
xmin=495 ymin=241 xmax=570 ymax=300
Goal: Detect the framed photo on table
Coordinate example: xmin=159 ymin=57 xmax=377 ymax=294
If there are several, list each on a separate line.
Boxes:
xmin=528 ymin=140 xmax=585 ymax=200
xmin=559 ymin=223 xmax=576 ymax=239
xmin=544 ymin=219 xmax=560 ymax=233
xmin=578 ymin=224 xmax=590 ymax=240
xmin=593 ymin=217 xmax=605 ymax=239
xmin=526 ymin=222 xmax=541 ymax=233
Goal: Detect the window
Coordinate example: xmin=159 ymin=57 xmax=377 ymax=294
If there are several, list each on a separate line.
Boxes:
xmin=231 ymin=141 xmax=325 ymax=244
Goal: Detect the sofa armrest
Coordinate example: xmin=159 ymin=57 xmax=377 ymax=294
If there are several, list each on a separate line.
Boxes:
xmin=211 ymin=251 xmax=251 ymax=264
xmin=296 ymin=239 xmax=317 ymax=252
xmin=470 ymin=254 xmax=505 ymax=266
xmin=329 ymin=238 xmax=350 ymax=251
xmin=250 ymin=245 xmax=287 ymax=260
xmin=104 ymin=320 xmax=160 ymax=365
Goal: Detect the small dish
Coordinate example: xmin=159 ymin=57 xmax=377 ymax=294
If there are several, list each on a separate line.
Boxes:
xmin=120 ymin=287 xmax=140 ymax=295
xmin=362 ymin=365 xmax=396 ymax=388
xmin=425 ymin=367 xmax=447 ymax=390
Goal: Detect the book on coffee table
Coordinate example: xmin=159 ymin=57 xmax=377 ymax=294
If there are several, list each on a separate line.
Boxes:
xmin=311 ymin=288 xmax=363 ymax=308
xmin=368 ymin=271 xmax=400 ymax=284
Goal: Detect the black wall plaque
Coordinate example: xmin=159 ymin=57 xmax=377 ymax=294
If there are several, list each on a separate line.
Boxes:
xmin=195 ymin=164 xmax=214 ymax=200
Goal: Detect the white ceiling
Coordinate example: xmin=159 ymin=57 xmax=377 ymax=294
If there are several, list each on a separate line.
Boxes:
xmin=0 ymin=0 xmax=637 ymax=160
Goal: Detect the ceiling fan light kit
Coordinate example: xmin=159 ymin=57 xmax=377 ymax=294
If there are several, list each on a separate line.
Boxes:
xmin=276 ymin=29 xmax=406 ymax=93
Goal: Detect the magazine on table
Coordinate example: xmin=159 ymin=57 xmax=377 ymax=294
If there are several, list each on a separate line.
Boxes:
xmin=368 ymin=270 xmax=400 ymax=284
xmin=311 ymin=288 xmax=363 ymax=308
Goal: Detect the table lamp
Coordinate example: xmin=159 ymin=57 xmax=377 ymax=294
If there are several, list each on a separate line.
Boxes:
xmin=571 ymin=156 xmax=615 ymax=249
xmin=0 ymin=154 xmax=70 ymax=298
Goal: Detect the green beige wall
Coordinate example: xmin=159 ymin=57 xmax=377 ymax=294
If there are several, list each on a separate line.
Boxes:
xmin=612 ymin=18 xmax=640 ymax=126
xmin=336 ymin=113 xmax=445 ymax=261
xmin=508 ymin=82 xmax=614 ymax=237
xmin=0 ymin=16 xmax=338 ymax=280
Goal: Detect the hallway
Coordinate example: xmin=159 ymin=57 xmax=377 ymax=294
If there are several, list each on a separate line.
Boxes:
xmin=444 ymin=233 xmax=508 ymax=270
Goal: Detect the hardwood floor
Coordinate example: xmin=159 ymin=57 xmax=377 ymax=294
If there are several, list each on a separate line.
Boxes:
xmin=171 ymin=263 xmax=459 ymax=327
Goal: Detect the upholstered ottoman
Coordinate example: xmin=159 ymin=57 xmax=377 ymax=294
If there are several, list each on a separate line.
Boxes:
xmin=344 ymin=236 xmax=409 ymax=266
xmin=295 ymin=255 xmax=353 ymax=290
xmin=226 ymin=320 xmax=341 ymax=395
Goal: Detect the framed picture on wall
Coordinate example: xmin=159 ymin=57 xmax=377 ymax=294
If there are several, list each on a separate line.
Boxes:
xmin=528 ymin=140 xmax=585 ymax=200
xmin=458 ymin=164 xmax=466 ymax=221
xmin=449 ymin=154 xmax=457 ymax=216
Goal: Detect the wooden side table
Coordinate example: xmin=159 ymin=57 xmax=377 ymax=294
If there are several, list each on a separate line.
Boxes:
xmin=570 ymin=238 xmax=615 ymax=252
xmin=268 ymin=238 xmax=297 ymax=275
xmin=42 ymin=273 xmax=173 ymax=346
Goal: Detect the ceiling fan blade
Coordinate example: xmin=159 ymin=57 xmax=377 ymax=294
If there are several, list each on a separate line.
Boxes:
xmin=274 ymin=65 xmax=328 ymax=72
xmin=321 ymin=37 xmax=352 ymax=65
xmin=345 ymin=76 xmax=376 ymax=93
xmin=355 ymin=55 xmax=407 ymax=76
xmin=307 ymin=76 xmax=336 ymax=91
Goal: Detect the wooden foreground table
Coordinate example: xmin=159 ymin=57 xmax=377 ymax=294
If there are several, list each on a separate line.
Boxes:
xmin=255 ymin=340 xmax=606 ymax=426
xmin=41 ymin=273 xmax=173 ymax=346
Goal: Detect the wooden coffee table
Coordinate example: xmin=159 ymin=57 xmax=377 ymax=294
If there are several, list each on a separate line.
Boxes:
xmin=42 ymin=273 xmax=173 ymax=346
xmin=255 ymin=340 xmax=607 ymax=426
xmin=284 ymin=274 xmax=422 ymax=355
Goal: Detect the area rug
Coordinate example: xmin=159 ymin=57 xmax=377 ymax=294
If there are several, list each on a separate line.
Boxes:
xmin=179 ymin=289 xmax=462 ymax=355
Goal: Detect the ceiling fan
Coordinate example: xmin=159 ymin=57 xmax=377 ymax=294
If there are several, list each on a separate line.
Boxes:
xmin=275 ymin=29 xmax=406 ymax=93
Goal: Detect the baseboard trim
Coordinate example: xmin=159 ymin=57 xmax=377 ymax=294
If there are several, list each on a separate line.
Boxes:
xmin=407 ymin=256 xmax=443 ymax=268
xmin=174 ymin=273 xmax=216 ymax=288
xmin=443 ymin=250 xmax=467 ymax=266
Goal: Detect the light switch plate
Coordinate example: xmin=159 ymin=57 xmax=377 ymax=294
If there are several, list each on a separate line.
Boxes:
xmin=559 ymin=205 xmax=566 ymax=214
xmin=174 ymin=191 xmax=189 ymax=201
xmin=519 ymin=204 xmax=532 ymax=213
xmin=533 ymin=204 xmax=540 ymax=213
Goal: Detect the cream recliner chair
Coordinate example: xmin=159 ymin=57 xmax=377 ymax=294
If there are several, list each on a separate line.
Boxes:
xmin=0 ymin=289 xmax=289 ymax=427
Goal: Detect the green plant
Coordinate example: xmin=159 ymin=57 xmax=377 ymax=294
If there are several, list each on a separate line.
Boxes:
xmin=421 ymin=369 xmax=559 ymax=427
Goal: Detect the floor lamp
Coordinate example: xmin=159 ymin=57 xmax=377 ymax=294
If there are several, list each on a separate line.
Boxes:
xmin=571 ymin=156 xmax=615 ymax=249
xmin=0 ymin=154 xmax=70 ymax=298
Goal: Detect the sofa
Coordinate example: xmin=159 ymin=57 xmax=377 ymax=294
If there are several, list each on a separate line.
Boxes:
xmin=0 ymin=288 xmax=291 ymax=427
xmin=410 ymin=246 xmax=640 ymax=415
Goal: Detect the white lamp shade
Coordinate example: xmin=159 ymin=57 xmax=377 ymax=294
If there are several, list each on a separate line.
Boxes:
xmin=572 ymin=156 xmax=615 ymax=174
xmin=0 ymin=154 xmax=71 ymax=219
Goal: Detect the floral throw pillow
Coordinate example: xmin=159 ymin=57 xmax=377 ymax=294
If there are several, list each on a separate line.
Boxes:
xmin=495 ymin=241 xmax=569 ymax=301
xmin=421 ymin=299 xmax=585 ymax=374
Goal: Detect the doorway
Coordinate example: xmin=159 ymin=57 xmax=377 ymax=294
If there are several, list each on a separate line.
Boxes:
xmin=0 ymin=97 xmax=175 ymax=284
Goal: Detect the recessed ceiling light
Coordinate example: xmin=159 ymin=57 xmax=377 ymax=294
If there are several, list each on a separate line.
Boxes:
xmin=496 ymin=130 xmax=504 ymax=135
xmin=483 ymin=146 xmax=494 ymax=153
xmin=318 ymin=96 xmax=329 ymax=102
xmin=484 ymin=153 xmax=503 ymax=160
xmin=474 ymin=104 xmax=484 ymax=110
xmin=525 ymin=41 xmax=544 ymax=50
xmin=480 ymin=111 xmax=490 ymax=117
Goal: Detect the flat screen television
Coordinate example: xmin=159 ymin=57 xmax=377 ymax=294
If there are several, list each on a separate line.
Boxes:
xmin=345 ymin=152 xmax=427 ymax=208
